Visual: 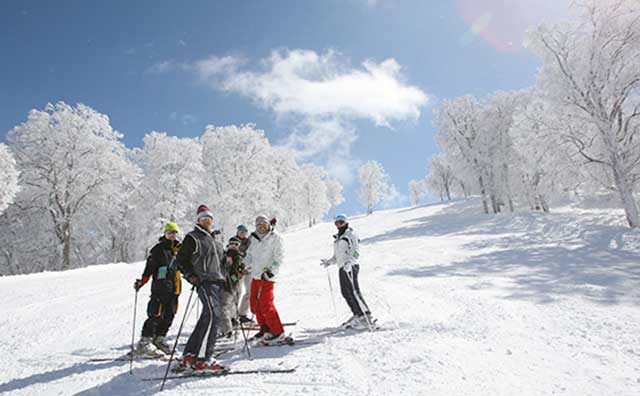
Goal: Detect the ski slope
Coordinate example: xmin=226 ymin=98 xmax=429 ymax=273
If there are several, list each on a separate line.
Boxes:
xmin=1 ymin=198 xmax=639 ymax=396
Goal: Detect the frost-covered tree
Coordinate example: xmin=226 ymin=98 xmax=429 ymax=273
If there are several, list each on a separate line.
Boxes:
xmin=358 ymin=160 xmax=390 ymax=214
xmin=508 ymin=96 xmax=582 ymax=212
xmin=408 ymin=179 xmax=425 ymax=206
xmin=131 ymin=132 xmax=205 ymax=252
xmin=200 ymin=124 xmax=277 ymax=234
xmin=6 ymin=102 xmax=134 ymax=270
xmin=425 ymin=154 xmax=455 ymax=202
xmin=526 ymin=0 xmax=640 ymax=227
xmin=325 ymin=178 xmax=345 ymax=210
xmin=299 ymin=164 xmax=330 ymax=227
xmin=0 ymin=109 xmax=348 ymax=274
xmin=434 ymin=91 xmax=529 ymax=213
xmin=0 ymin=144 xmax=19 ymax=214
xmin=434 ymin=96 xmax=493 ymax=213
xmin=269 ymin=146 xmax=306 ymax=228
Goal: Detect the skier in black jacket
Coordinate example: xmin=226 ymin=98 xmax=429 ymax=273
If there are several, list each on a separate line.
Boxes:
xmin=176 ymin=204 xmax=227 ymax=373
xmin=133 ymin=221 xmax=182 ymax=356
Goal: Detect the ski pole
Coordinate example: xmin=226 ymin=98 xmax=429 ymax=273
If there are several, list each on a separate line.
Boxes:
xmin=234 ymin=285 xmax=252 ymax=359
xmin=325 ymin=266 xmax=338 ymax=321
xmin=161 ymin=284 xmax=197 ymax=391
xmin=345 ymin=268 xmax=374 ymax=332
xmin=129 ymin=286 xmax=139 ymax=375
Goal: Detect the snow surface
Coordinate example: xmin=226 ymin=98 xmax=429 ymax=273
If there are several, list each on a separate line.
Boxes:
xmin=1 ymin=198 xmax=639 ymax=395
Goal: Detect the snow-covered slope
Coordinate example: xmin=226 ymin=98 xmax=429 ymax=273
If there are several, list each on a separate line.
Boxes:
xmin=1 ymin=199 xmax=639 ymax=396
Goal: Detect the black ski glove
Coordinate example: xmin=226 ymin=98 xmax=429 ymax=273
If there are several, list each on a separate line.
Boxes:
xmin=261 ymin=269 xmax=274 ymax=281
xmin=185 ymin=273 xmax=199 ymax=286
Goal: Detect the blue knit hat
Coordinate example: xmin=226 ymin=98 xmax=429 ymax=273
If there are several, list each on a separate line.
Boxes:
xmin=335 ymin=214 xmax=348 ymax=222
xmin=236 ymin=224 xmax=248 ymax=233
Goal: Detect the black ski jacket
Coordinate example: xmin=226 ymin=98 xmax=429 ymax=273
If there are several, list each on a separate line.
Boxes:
xmin=142 ymin=237 xmax=182 ymax=298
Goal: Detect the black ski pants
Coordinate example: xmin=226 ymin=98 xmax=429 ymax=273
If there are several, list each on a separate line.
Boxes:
xmin=339 ymin=265 xmax=370 ymax=317
xmin=183 ymin=281 xmax=222 ymax=361
xmin=141 ymin=294 xmax=178 ymax=338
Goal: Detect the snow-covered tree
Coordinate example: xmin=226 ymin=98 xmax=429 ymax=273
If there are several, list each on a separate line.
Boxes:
xmin=0 ymin=144 xmax=19 ymax=214
xmin=526 ymin=0 xmax=640 ymax=227
xmin=358 ymin=160 xmax=390 ymax=214
xmin=200 ymin=124 xmax=277 ymax=234
xmin=299 ymin=164 xmax=330 ymax=227
xmin=433 ymin=91 xmax=529 ymax=213
xmin=425 ymin=154 xmax=455 ymax=202
xmin=6 ymin=102 xmax=134 ymax=270
xmin=408 ymin=179 xmax=425 ymax=206
xmin=269 ymin=146 xmax=306 ymax=228
xmin=508 ymin=96 xmax=583 ymax=212
xmin=325 ymin=178 xmax=345 ymax=210
xmin=130 ymin=132 xmax=205 ymax=252
xmin=434 ymin=95 xmax=493 ymax=213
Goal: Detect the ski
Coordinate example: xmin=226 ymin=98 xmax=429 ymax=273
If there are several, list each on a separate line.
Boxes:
xmin=251 ymin=337 xmax=323 ymax=347
xmin=301 ymin=320 xmax=383 ymax=337
xmin=88 ymin=355 xmax=177 ymax=363
xmin=236 ymin=321 xmax=297 ymax=331
xmin=88 ymin=345 xmax=237 ymax=362
xmin=142 ymin=367 xmax=296 ymax=381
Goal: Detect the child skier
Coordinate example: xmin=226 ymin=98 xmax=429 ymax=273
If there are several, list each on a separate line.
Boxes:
xmin=219 ymin=236 xmax=246 ymax=337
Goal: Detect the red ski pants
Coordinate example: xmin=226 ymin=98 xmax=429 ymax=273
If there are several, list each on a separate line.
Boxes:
xmin=250 ymin=278 xmax=284 ymax=334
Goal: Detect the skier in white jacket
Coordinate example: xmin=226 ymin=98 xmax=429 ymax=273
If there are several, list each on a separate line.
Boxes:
xmin=244 ymin=215 xmax=290 ymax=345
xmin=321 ymin=213 xmax=373 ymax=330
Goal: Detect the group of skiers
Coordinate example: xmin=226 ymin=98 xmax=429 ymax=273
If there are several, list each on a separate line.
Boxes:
xmin=133 ymin=204 xmax=373 ymax=373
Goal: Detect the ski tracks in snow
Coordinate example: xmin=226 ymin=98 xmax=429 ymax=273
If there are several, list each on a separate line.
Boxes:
xmin=1 ymin=199 xmax=640 ymax=395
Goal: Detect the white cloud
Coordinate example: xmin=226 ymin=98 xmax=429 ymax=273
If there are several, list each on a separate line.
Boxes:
xmin=196 ymin=49 xmax=427 ymax=126
xmin=147 ymin=60 xmax=177 ymax=74
xmin=170 ymin=111 xmax=197 ymax=125
xmin=192 ymin=49 xmax=428 ymax=185
xmin=146 ymin=60 xmax=190 ymax=74
xmin=194 ymin=56 xmax=244 ymax=80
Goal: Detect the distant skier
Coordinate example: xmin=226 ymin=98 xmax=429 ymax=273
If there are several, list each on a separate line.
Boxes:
xmin=245 ymin=215 xmax=290 ymax=345
xmin=321 ymin=214 xmax=374 ymax=330
xmin=133 ymin=221 xmax=182 ymax=357
xmin=176 ymin=205 xmax=227 ymax=372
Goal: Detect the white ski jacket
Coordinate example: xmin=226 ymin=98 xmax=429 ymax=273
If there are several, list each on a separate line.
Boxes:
xmin=245 ymin=230 xmax=284 ymax=282
xmin=327 ymin=227 xmax=360 ymax=269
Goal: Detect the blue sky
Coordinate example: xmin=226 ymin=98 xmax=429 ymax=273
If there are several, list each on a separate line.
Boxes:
xmin=0 ymin=0 xmax=569 ymax=215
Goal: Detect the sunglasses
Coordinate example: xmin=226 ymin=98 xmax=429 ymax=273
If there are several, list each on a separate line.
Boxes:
xmin=334 ymin=220 xmax=346 ymax=226
xmin=228 ymin=242 xmax=240 ymax=247
xmin=166 ymin=231 xmax=178 ymax=235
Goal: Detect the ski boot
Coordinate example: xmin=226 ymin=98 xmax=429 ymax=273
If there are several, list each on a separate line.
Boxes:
xmin=340 ymin=315 xmax=358 ymax=329
xmin=152 ymin=336 xmax=172 ymax=355
xmin=175 ymin=353 xmax=196 ymax=372
xmin=135 ymin=336 xmax=165 ymax=358
xmin=194 ymin=359 xmax=227 ymax=374
xmin=349 ymin=313 xmax=377 ymax=330
xmin=259 ymin=333 xmax=293 ymax=346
